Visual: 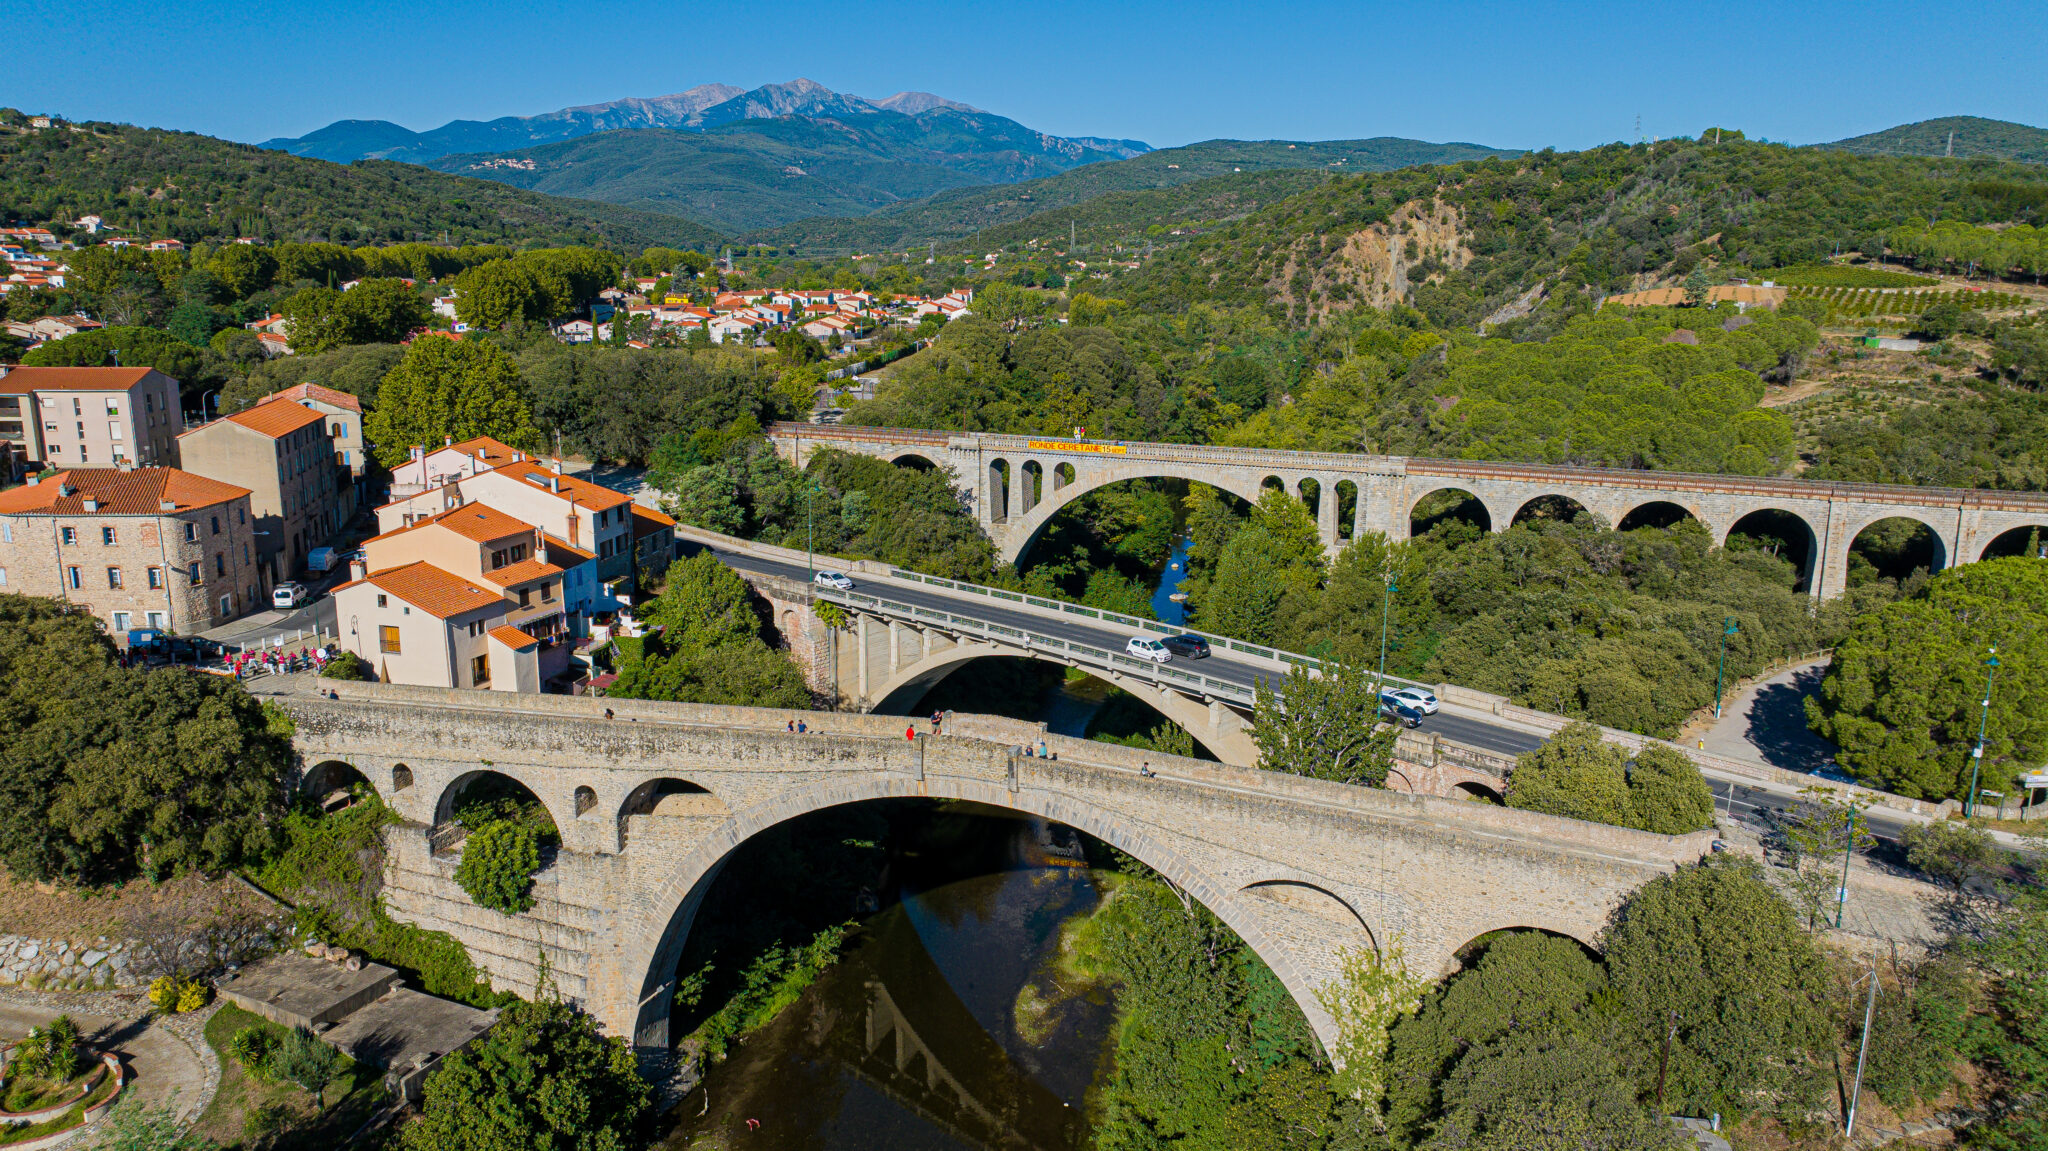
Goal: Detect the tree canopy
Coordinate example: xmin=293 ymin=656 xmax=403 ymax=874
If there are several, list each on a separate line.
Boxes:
xmin=363 ymin=337 xmax=539 ymax=466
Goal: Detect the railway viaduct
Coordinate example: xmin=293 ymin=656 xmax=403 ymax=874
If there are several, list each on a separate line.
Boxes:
xmin=277 ymin=679 xmax=1715 ymax=1056
xmin=770 ymin=423 xmax=2048 ymax=598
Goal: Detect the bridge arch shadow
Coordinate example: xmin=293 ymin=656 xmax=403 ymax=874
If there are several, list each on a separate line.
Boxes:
xmin=1444 ymin=924 xmax=1602 ymax=978
xmin=1410 ymin=487 xmax=1491 ymax=536
xmin=617 ymin=778 xmax=724 ymax=851
xmin=624 ymin=781 xmax=1338 ymax=1054
xmin=435 ymin=769 xmax=564 ymax=834
xmin=1511 ymin=493 xmax=1598 ymax=528
xmin=1724 ymin=508 xmax=1818 ymax=589
xmin=303 ymin=759 xmax=372 ymax=801
xmin=1240 ymin=880 xmax=1378 ymax=956
xmin=890 ymin=452 xmax=939 ymax=471
xmin=1848 ymin=514 xmax=1947 ymax=585
xmin=1981 ymin=524 xmax=2048 ymax=561
xmin=1615 ymin=500 xmax=1701 ymax=533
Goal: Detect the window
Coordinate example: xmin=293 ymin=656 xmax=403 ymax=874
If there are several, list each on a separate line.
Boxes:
xmin=60 ymin=526 xmax=76 ymax=545
xmin=243 ymin=542 xmax=250 ymax=564
xmin=75 ymin=421 xmax=84 ymax=437
xmin=146 ymin=611 xmax=165 ymax=629
xmin=101 ymin=526 xmax=116 ymax=545
xmin=108 ymin=422 xmax=122 ymax=441
xmin=71 ymin=399 xmax=81 ymax=416
xmin=210 ymin=515 xmax=220 ymax=535
xmin=106 ymin=400 xmax=119 ymax=416
xmin=214 ymin=553 xmax=225 ymax=577
xmin=237 ymin=507 xmax=246 ymax=525
xmin=112 ymin=611 xmax=130 ymax=632
xmin=467 ymin=620 xmax=485 ymax=637
xmin=187 ymin=562 xmax=201 ymax=586
xmin=147 ymin=566 xmax=163 ymax=589
xmin=66 ymin=565 xmax=80 ymax=589
xmin=379 ymin=625 xmax=401 ymax=654
xmin=106 ymin=567 xmax=121 ymax=589
xmin=183 ymin=523 xmax=197 ymax=542
xmin=471 ymin=654 xmax=490 ymax=686
xmin=518 ymin=588 xmax=531 ymax=608
xmin=0 ymin=568 xmax=7 ymax=587
xmin=78 ymin=446 xmax=87 ymax=462
xmin=144 ymin=393 xmax=154 ymax=413
xmin=376 ymin=594 xmax=387 ymax=608
xmin=540 ymin=581 xmax=553 ymax=603
xmin=1 ymin=523 xmax=10 ymax=544
xmin=219 ymin=595 xmax=232 ymax=617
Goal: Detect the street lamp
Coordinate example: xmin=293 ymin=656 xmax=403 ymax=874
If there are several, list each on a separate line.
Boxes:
xmin=1376 ymin=571 xmax=1397 ymax=690
xmin=1834 ymin=806 xmax=1859 ymax=928
xmin=1965 ymin=646 xmax=2001 ymax=819
xmin=1714 ymin=616 xmax=1739 ymax=718
xmin=805 ymin=481 xmax=821 ymax=579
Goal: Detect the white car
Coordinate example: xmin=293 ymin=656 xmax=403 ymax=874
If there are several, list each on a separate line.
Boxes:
xmin=1386 ymin=687 xmax=1439 ymax=715
xmin=1125 ymin=636 xmax=1171 ymax=664
xmin=813 ymin=571 xmax=856 ymax=591
xmin=272 ymin=582 xmax=310 ymax=610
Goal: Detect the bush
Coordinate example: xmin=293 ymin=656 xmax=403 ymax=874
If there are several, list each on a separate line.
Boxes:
xmin=453 ymin=819 xmax=543 ymax=915
xmin=266 ymin=1027 xmax=339 ymax=1095
xmin=226 ymin=1025 xmax=273 ymax=1074
xmin=323 ymin=651 xmax=368 ymax=681
xmin=148 ymin=975 xmax=211 ymax=1014
xmin=9 ymin=1015 xmax=81 ymax=1082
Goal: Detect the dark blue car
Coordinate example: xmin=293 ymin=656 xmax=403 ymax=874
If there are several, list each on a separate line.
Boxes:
xmin=1378 ymin=693 xmax=1424 ymax=728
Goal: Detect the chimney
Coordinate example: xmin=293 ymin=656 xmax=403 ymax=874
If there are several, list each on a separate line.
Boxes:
xmin=159 ymin=499 xmax=176 ymax=512
xmin=550 ymin=458 xmax=563 ymax=475
xmin=58 ymin=482 xmax=75 ymax=497
xmin=514 ymin=451 xmax=525 ymax=462
xmin=443 ymin=435 xmax=453 ymax=447
xmin=548 ymin=475 xmax=560 ymax=493
xmin=535 ymin=531 xmax=548 ymax=565
xmin=411 ymin=444 xmax=424 ymax=462
xmin=349 ymin=557 xmax=367 ymax=581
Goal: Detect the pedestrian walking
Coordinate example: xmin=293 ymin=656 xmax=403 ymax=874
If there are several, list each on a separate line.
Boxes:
xmin=906 ymin=725 xmax=917 ymax=742
xmin=1038 ymin=738 xmax=1049 ymax=759
xmin=787 ymin=718 xmax=796 ymax=733
xmin=930 ymin=709 xmax=944 ymax=734
xmin=604 ymin=708 xmax=615 ymax=720
xmin=797 ymin=719 xmax=807 ymax=733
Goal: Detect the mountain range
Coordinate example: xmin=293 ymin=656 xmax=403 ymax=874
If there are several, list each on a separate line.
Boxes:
xmin=1821 ymin=115 xmax=2048 ymax=166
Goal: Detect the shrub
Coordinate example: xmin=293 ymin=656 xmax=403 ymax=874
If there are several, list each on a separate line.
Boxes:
xmin=266 ymin=1027 xmax=339 ymax=1095
xmin=10 ymin=1015 xmax=81 ymax=1082
xmin=323 ymin=651 xmax=368 ymax=681
xmin=148 ymin=975 xmax=211 ymax=1014
xmin=453 ymin=819 xmax=543 ymax=915
xmin=175 ymin=982 xmax=211 ymax=1013
xmin=226 ymin=1025 xmax=273 ymax=1073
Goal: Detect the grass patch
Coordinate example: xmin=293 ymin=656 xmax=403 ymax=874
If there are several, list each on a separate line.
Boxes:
xmin=682 ymin=922 xmax=851 ymax=1062
xmin=196 ymin=1004 xmax=387 ymax=1151
xmin=0 ymin=1075 xmax=115 ymax=1147
xmin=1768 ymin=264 xmax=1938 ymax=289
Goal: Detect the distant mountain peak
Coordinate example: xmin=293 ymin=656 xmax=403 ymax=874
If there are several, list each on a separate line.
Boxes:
xmin=874 ymin=91 xmax=984 ymax=115
xmin=1821 ymin=114 xmax=2048 ymax=165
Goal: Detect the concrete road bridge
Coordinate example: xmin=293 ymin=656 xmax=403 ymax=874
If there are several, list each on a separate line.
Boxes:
xmin=769 ymin=423 xmax=2048 ymax=598
xmin=272 ymin=677 xmax=1719 ymax=1057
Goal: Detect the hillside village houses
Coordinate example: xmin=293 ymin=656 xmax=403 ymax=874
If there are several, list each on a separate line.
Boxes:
xmin=177 ymin=395 xmax=348 ymax=588
xmin=0 ymin=465 xmax=265 ymax=634
xmin=0 ymin=366 xmax=184 ymax=468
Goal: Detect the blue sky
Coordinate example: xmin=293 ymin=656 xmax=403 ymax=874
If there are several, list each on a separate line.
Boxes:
xmin=12 ymin=0 xmax=2046 ymax=150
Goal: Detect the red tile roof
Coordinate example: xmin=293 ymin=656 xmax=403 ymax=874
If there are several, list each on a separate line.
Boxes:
xmin=338 ymin=561 xmax=504 ymax=620
xmin=212 ymin=395 xmax=327 ymax=439
xmin=0 ymin=366 xmax=159 ymax=394
xmin=490 ymin=460 xmax=633 ymax=510
xmin=487 ymin=625 xmax=539 ymax=650
xmin=429 ymin=503 xmax=537 ymax=544
xmin=265 ymin=385 xmax=358 ymax=414
xmin=0 ymin=467 xmax=249 ymax=515
xmin=630 ymin=502 xmax=677 ymax=538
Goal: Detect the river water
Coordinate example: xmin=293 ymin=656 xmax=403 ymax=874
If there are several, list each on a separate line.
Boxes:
xmin=654 ymin=807 xmax=1115 ymax=1151
xmin=1149 ymin=536 xmax=1192 ymax=627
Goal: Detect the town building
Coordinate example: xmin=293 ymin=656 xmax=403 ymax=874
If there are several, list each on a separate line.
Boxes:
xmin=263 ymin=383 xmax=369 ymax=516
xmin=0 ymin=366 xmax=184 ymax=468
xmin=330 ymin=560 xmax=528 ymax=692
xmin=177 ymin=395 xmax=346 ymax=586
xmin=380 ymin=458 xmax=638 ymax=591
xmin=0 ymin=466 xmax=261 ymax=635
xmin=387 ymin=435 xmax=530 ymax=497
xmin=630 ymin=503 xmax=678 ymax=583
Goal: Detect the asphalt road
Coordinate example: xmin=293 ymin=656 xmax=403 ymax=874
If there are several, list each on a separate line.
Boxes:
xmin=709 ymin=544 xmax=1552 ymax=759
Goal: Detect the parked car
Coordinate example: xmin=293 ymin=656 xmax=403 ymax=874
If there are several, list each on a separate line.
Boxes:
xmin=1378 ymin=695 xmax=1424 ymax=728
xmin=1126 ymin=636 xmax=1171 ymax=664
xmin=1161 ymin=634 xmax=1211 ymax=659
xmin=1386 ymin=687 xmax=1439 ymax=715
xmin=813 ymin=570 xmax=856 ymax=591
xmin=272 ymin=582 xmax=310 ymax=609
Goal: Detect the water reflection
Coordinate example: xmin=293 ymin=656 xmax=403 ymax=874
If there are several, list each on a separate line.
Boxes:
xmin=657 ymin=809 xmax=1111 ymax=1151
xmin=1150 ymin=536 xmax=1191 ymax=626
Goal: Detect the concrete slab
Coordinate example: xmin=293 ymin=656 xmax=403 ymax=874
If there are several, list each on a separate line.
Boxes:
xmin=219 ymin=952 xmax=398 ymax=1031
xmin=323 ymin=987 xmax=496 ymax=1074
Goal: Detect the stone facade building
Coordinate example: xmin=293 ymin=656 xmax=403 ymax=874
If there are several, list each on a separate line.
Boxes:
xmin=0 ymin=466 xmax=261 ymax=634
xmin=0 ymin=365 xmax=184 ymax=468
xmin=262 ymin=382 xmax=369 ymax=521
xmin=178 ymin=395 xmax=346 ymax=586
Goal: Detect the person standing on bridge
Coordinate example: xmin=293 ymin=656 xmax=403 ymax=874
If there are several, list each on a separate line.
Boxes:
xmin=906 ymin=724 xmax=917 ymax=742
xmin=930 ymin=709 xmax=944 ymax=734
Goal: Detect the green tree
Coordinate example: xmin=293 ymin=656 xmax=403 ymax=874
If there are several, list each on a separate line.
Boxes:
xmin=164 ymin=301 xmax=233 ymax=348
xmin=1966 ymin=881 xmax=2048 ymax=1149
xmin=1807 ymin=559 xmax=2048 ymax=800
xmin=453 ymin=820 xmax=543 ymax=915
xmin=453 ymin=260 xmax=553 ymax=329
xmin=1601 ymin=856 xmax=1831 ymax=1120
xmin=21 ymin=324 xmax=204 ymax=383
xmin=1505 ymin=722 xmax=1635 ymax=828
xmin=282 ymin=278 xmax=431 ymax=353
xmin=1424 ymin=1032 xmax=1679 ymax=1151
xmin=402 ymin=994 xmax=649 ymax=1151
xmin=1250 ymin=659 xmax=1395 ymax=787
xmin=1901 ymin=820 xmax=1998 ymax=894
xmin=365 ymin=338 xmax=537 ymax=467
xmin=207 ymin=243 xmax=279 ymax=298
xmin=639 ymin=554 xmax=763 ymax=650
xmin=1314 ymin=941 xmax=1427 ymax=1110
xmin=1625 ymin=744 xmax=1716 ymax=834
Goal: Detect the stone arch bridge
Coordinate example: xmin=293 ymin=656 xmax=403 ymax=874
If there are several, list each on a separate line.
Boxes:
xmin=277 ymin=679 xmax=1713 ymax=1056
xmin=771 ymin=423 xmax=2048 ymax=598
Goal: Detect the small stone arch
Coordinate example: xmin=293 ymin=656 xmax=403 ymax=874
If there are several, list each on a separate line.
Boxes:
xmin=617 ymin=777 xmax=724 ymax=849
xmin=1261 ymin=475 xmax=1287 ymax=496
xmin=1333 ymin=479 xmax=1359 ymax=540
xmin=303 ymin=759 xmax=371 ymax=800
xmin=1296 ymin=476 xmax=1322 ymax=522
xmin=1020 ymin=460 xmax=1044 ymax=513
xmin=987 ymin=457 xmax=1011 ymax=521
xmin=1053 ymin=462 xmax=1076 ymax=492
xmin=1848 ymin=514 xmax=1948 ymax=583
xmin=1453 ymin=781 xmax=1504 ymax=805
xmin=391 ymin=764 xmax=414 ymax=791
xmin=1410 ymin=487 xmax=1491 ymax=536
xmin=1980 ymin=524 xmax=2048 ymax=562
xmin=1443 ymin=924 xmax=1603 ymax=976
xmin=1615 ymin=500 xmax=1701 ymax=533
xmin=1511 ymin=493 xmax=1594 ymax=527
xmin=574 ymin=786 xmax=598 ymax=817
xmin=889 ymin=452 xmax=938 ymax=471
xmin=1242 ymin=879 xmax=1378 ymax=955
xmin=434 ymin=769 xmax=557 ymax=831
xmin=1724 ymin=507 xmax=1819 ymax=589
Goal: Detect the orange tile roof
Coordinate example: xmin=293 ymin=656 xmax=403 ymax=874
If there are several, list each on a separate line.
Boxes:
xmin=478 ymin=555 xmax=566 ymax=589
xmin=213 ymin=395 xmax=327 ymax=439
xmin=0 ymin=366 xmax=159 ymax=394
xmin=0 ymin=467 xmax=249 ymax=516
xmin=428 ymin=502 xmax=536 ymax=544
xmin=344 ymin=561 xmax=505 ymax=620
xmin=630 ymin=502 xmax=677 ymax=537
xmin=487 ymin=625 xmax=539 ymax=650
xmin=269 ymin=383 xmax=361 ymax=412
xmin=491 ymin=460 xmax=632 ymax=510
xmin=441 ymin=436 xmax=525 ymax=467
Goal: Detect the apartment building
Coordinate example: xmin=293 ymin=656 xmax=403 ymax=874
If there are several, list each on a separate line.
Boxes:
xmin=329 ymin=561 xmax=532 ymax=691
xmin=0 ymin=366 xmax=184 ymax=467
xmin=178 ymin=395 xmax=345 ymax=586
xmin=0 ymin=466 xmax=261 ymax=635
xmin=360 ymin=502 xmax=592 ymax=658
xmin=379 ymin=458 xmax=638 ymax=590
xmin=386 ymin=435 xmax=528 ymax=497
xmin=259 ymin=382 xmax=369 ymax=520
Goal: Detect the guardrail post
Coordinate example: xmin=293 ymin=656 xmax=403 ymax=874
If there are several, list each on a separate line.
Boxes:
xmin=916 ymin=735 xmax=925 ymax=782
xmin=1007 ymin=752 xmax=1018 ymax=794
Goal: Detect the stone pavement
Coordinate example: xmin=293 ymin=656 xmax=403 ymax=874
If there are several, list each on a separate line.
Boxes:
xmin=0 ymin=990 xmax=219 ymax=1122
xmin=1696 ymin=658 xmax=1840 ymax=775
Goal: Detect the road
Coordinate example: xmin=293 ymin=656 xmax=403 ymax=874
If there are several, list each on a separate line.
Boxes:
xmin=702 ymin=541 xmax=1944 ymax=842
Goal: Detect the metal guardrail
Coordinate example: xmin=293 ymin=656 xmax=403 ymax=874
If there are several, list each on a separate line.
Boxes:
xmin=821 ymin=587 xmax=1262 ymax=706
xmin=878 ymin=568 xmax=1433 ymax=692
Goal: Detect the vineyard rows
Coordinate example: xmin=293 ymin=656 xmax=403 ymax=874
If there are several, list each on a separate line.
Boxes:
xmin=1787 ymin=285 xmax=2031 ymax=320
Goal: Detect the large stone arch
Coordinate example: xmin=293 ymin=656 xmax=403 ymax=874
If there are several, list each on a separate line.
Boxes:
xmin=862 ymin=636 xmax=1255 ymax=764
xmin=1978 ymin=520 xmax=2048 ymax=562
xmin=1615 ymin=498 xmax=1710 ymax=534
xmin=1001 ymin=464 xmax=1268 ymax=566
xmin=433 ymin=768 xmax=571 ymax=833
xmin=617 ymin=773 xmax=1340 ymax=1055
xmin=1405 ymin=485 xmax=1504 ymax=537
xmin=889 ymin=451 xmax=940 ymax=471
xmin=1843 ymin=510 xmax=1951 ymax=576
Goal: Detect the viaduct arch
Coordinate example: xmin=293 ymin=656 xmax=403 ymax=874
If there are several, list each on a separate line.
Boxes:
xmin=771 ymin=424 xmax=2048 ymax=597
xmin=281 ymin=681 xmax=1712 ymax=1055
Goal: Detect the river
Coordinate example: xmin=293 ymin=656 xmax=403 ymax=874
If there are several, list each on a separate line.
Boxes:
xmin=654 ymin=806 xmax=1116 ymax=1151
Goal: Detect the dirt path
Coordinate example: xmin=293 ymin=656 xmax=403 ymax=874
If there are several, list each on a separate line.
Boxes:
xmin=0 ymin=994 xmax=217 ymax=1121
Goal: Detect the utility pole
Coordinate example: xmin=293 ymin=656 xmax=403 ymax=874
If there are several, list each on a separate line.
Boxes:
xmin=1376 ymin=572 xmax=1397 ymax=690
xmin=1965 ymin=646 xmax=2001 ymax=817
xmin=1845 ymin=968 xmax=1879 ymax=1140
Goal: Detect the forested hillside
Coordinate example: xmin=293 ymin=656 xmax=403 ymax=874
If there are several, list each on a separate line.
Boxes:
xmin=1823 ymin=115 xmax=2048 ymax=165
xmin=0 ymin=117 xmax=721 ymax=249
xmin=757 ymin=137 xmax=1514 ymax=251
